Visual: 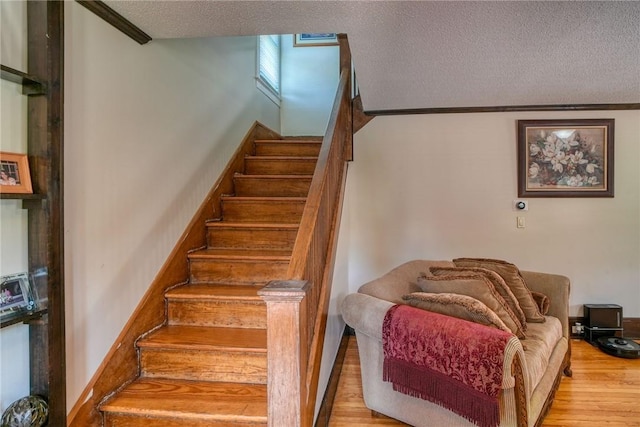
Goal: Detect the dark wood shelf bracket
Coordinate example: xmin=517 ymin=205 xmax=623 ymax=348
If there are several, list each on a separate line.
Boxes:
xmin=1 ymin=64 xmax=47 ymax=95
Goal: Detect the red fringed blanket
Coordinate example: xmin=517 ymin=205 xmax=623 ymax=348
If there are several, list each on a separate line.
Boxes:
xmin=383 ymin=304 xmax=512 ymax=427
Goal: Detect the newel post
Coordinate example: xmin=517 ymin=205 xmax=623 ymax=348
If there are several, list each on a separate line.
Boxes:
xmin=258 ymin=280 xmax=310 ymax=427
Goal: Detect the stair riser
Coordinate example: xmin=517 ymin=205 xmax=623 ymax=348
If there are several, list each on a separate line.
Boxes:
xmin=189 ymin=259 xmax=288 ymax=283
xmin=140 ymin=349 xmax=266 ymax=384
xmin=168 ymin=299 xmax=266 ymax=329
xmin=244 ymin=158 xmax=317 ymax=175
xmin=104 ymin=414 xmax=266 ymax=426
xmin=234 ymin=177 xmax=312 ymax=197
xmin=255 ymin=142 xmax=321 ymax=157
xmin=221 ymin=200 xmax=305 ymax=223
xmin=207 ymin=226 xmax=297 ymax=250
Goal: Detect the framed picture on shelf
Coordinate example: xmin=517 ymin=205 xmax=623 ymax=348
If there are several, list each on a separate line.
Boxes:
xmin=294 ymin=33 xmax=338 ymax=47
xmin=517 ymin=119 xmax=614 ymax=197
xmin=0 ymin=273 xmax=36 ymax=322
xmin=0 ymin=151 xmax=33 ymax=194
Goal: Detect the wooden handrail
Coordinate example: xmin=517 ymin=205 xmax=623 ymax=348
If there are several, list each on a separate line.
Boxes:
xmin=260 ymin=34 xmax=353 ymax=427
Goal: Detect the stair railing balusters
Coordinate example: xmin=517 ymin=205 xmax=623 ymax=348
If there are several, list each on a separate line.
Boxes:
xmin=259 ymin=34 xmax=353 ymax=427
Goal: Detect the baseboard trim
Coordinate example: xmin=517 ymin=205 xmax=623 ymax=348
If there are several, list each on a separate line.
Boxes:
xmin=314 ymin=325 xmax=350 ymax=427
xmin=569 ymin=316 xmax=640 ymax=339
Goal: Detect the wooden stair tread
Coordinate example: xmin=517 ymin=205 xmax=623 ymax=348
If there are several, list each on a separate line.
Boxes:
xmin=234 ymin=173 xmax=313 ymax=179
xmin=188 ymin=248 xmax=291 ymax=259
xmin=220 ymin=196 xmax=306 ymax=202
xmin=139 ymin=325 xmax=266 ymax=351
xmin=245 ymin=155 xmax=318 ymax=160
xmin=254 ymin=139 xmax=321 ymax=143
xmin=205 ymin=221 xmax=299 ymax=230
xmin=166 ymin=283 xmax=264 ymax=301
xmin=101 ymin=378 xmax=267 ymax=421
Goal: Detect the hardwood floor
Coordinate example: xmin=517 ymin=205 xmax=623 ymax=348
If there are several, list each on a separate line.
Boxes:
xmin=328 ymin=338 xmax=640 ymax=427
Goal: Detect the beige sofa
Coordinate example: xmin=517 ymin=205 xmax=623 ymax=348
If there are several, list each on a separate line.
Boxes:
xmin=341 ymin=260 xmax=571 ymax=427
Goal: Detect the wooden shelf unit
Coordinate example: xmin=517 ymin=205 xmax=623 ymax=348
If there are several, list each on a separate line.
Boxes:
xmin=0 ymin=1 xmax=65 ymax=425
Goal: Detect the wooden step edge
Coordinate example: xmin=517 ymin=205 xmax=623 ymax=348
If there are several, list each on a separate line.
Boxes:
xmin=101 ymin=408 xmax=267 ymax=425
xmin=233 ymin=173 xmax=313 ymax=179
xmin=165 ymin=284 xmax=265 ymax=301
xmin=220 ymin=196 xmax=307 ymax=202
xmin=205 ymin=221 xmax=300 ymax=229
xmin=245 ymin=155 xmax=318 ymax=160
xmin=187 ymin=252 xmax=291 ymax=261
xmin=254 ymin=139 xmax=322 ymax=144
xmin=101 ymin=408 xmax=268 ymax=425
xmin=137 ymin=339 xmax=267 ymax=353
xmin=137 ymin=327 xmax=267 ymax=352
xmin=165 ymin=292 xmax=264 ymax=302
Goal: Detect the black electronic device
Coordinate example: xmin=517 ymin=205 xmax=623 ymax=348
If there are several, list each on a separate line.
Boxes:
xmin=584 ymin=304 xmax=622 ymax=328
xmin=596 ymin=336 xmax=640 ymax=359
xmin=583 ymin=304 xmax=623 ymax=344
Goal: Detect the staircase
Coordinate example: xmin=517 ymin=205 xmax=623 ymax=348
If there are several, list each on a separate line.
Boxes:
xmin=100 ymin=138 xmax=322 ymax=426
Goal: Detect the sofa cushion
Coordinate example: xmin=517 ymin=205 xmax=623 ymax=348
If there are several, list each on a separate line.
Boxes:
xmin=402 ymin=292 xmax=512 ymax=333
xmin=522 ymin=316 xmax=563 ymax=392
xmin=416 ymin=275 xmax=526 ymax=339
xmin=453 ymin=258 xmax=546 ymax=323
xmin=430 ymin=266 xmax=527 ymax=331
xmin=358 ymin=260 xmax=456 ymax=304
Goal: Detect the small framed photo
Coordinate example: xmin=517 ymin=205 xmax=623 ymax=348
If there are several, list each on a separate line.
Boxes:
xmin=1 ymin=273 xmax=36 ymax=321
xmin=517 ymin=119 xmax=614 ymax=197
xmin=0 ymin=151 xmax=33 ymax=194
xmin=294 ymin=33 xmax=338 ymax=47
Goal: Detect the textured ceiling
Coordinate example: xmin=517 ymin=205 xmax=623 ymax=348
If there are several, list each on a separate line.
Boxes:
xmin=103 ymin=1 xmax=640 ymax=112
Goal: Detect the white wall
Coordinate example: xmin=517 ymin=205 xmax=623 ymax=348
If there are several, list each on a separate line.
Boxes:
xmin=0 ymin=0 xmax=32 ymax=413
xmin=280 ymin=34 xmax=339 ymax=136
xmin=344 ymin=111 xmax=640 ymax=317
xmin=64 ymin=2 xmax=280 ymax=409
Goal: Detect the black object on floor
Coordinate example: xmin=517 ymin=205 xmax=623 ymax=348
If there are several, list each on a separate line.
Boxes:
xmin=596 ymin=336 xmax=640 ymax=359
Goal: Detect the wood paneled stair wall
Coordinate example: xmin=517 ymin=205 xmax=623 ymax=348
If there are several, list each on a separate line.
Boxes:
xmin=99 ymin=134 xmax=323 ymax=426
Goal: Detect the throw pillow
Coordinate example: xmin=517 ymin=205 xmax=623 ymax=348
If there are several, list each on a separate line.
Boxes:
xmin=402 ymin=292 xmax=512 ymax=334
xmin=531 ymin=291 xmax=550 ymax=315
xmin=453 ymin=258 xmax=546 ymax=323
xmin=430 ymin=266 xmax=527 ymax=331
xmin=416 ymin=274 xmax=526 ymax=339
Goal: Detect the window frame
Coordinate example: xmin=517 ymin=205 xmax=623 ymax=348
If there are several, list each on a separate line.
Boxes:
xmin=256 ymin=34 xmax=281 ymax=106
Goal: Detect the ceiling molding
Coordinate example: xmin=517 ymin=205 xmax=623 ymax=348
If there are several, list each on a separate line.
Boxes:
xmin=365 ymin=103 xmax=640 ymax=117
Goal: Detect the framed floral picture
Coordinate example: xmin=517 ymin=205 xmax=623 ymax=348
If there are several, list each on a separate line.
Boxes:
xmin=517 ymin=119 xmax=614 ymax=197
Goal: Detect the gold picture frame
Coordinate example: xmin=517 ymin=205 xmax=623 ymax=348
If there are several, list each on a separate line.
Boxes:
xmin=0 ymin=151 xmax=33 ymax=194
xmin=517 ymin=119 xmax=614 ymax=197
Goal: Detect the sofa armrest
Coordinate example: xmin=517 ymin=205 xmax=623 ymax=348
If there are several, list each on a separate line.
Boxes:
xmin=521 ymin=271 xmax=570 ymax=338
xmin=341 ymin=293 xmax=394 ymax=340
xmin=341 ymin=292 xmax=526 ymax=394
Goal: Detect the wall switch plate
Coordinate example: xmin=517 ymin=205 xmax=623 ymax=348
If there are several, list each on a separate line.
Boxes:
xmin=514 ymin=199 xmax=529 ymax=211
xmin=517 ymin=216 xmax=525 ymax=228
